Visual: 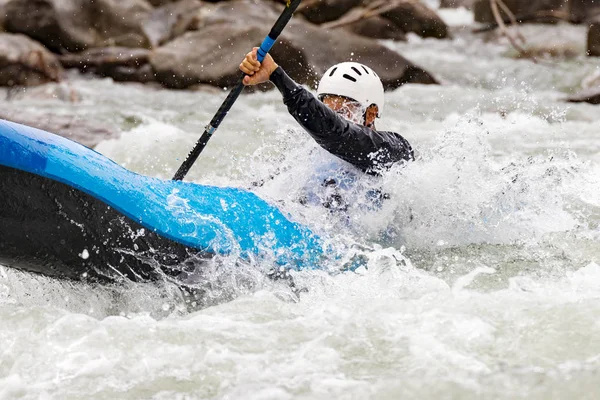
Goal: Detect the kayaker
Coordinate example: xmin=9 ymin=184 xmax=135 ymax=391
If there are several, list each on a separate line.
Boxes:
xmin=240 ymin=48 xmax=414 ymax=211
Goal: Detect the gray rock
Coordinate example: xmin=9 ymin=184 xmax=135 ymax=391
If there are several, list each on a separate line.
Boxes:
xmin=142 ymin=0 xmax=204 ymax=48
xmin=0 ymin=110 xmax=120 ymax=147
xmin=0 ymin=0 xmax=8 ymax=32
xmin=344 ymin=15 xmax=407 ymax=41
xmin=333 ymin=7 xmax=407 ymax=41
xmin=588 ymin=22 xmax=600 ymax=56
xmin=380 ymin=1 xmax=449 ymax=39
xmin=440 ymin=0 xmax=476 ymax=9
xmin=59 ymin=47 xmax=155 ymax=83
xmin=4 ymin=0 xmax=153 ymax=53
xmin=150 ymin=4 xmax=438 ymax=91
xmin=147 ymin=0 xmax=178 ymax=6
xmin=474 ymin=0 xmax=567 ymax=24
xmin=273 ymin=0 xmax=361 ymax=25
xmin=150 ymin=24 xmax=269 ymax=89
xmin=570 ymin=0 xmax=600 ymax=24
xmin=280 ymin=19 xmax=438 ymax=89
xmin=0 ymin=33 xmax=63 ymax=86
xmin=567 ymin=87 xmax=600 ymax=104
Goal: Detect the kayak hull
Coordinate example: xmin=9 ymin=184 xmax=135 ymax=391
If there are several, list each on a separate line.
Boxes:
xmin=0 ymin=119 xmax=324 ymax=283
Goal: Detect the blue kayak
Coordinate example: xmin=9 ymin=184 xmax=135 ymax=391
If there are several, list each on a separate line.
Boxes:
xmin=0 ymin=119 xmax=325 ymax=283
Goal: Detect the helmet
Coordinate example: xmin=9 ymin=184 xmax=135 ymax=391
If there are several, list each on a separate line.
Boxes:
xmin=317 ymin=62 xmax=385 ymax=117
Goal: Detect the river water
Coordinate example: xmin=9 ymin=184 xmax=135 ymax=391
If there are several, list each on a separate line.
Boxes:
xmin=1 ymin=10 xmax=600 ymax=399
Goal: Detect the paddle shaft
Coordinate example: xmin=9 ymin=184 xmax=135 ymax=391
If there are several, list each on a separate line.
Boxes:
xmin=172 ymin=0 xmax=302 ymax=181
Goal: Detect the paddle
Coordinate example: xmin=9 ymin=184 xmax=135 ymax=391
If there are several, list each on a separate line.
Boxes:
xmin=172 ymin=0 xmax=303 ymax=181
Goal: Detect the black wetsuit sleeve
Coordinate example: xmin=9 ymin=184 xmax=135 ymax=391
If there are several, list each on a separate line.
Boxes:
xmin=269 ymin=66 xmax=414 ymax=173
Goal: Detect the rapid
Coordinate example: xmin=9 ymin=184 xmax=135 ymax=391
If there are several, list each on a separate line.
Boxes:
xmin=1 ymin=10 xmax=600 ymax=399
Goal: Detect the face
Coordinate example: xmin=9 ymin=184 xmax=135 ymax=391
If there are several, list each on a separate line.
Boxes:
xmin=321 ymin=95 xmax=366 ymax=125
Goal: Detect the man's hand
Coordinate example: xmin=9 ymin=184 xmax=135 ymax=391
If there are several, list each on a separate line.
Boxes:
xmin=239 ymin=47 xmax=279 ymax=86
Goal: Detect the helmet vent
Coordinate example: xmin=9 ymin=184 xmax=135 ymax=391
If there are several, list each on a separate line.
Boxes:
xmin=329 ymin=67 xmax=338 ymax=77
xmin=362 ymin=66 xmax=370 ymax=75
xmin=342 ymin=74 xmax=357 ymax=82
xmin=351 ymin=67 xmax=362 ymax=76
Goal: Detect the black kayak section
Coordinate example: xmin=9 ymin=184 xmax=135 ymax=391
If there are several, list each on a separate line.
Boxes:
xmin=0 ymin=119 xmax=325 ymax=283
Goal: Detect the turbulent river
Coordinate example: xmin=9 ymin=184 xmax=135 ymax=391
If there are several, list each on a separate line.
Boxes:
xmin=1 ymin=10 xmax=600 ymax=399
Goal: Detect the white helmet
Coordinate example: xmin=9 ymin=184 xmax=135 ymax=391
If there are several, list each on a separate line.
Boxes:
xmin=317 ymin=62 xmax=385 ymax=117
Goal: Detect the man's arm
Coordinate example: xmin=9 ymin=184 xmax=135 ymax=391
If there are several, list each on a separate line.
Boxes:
xmin=270 ymin=67 xmax=413 ymax=173
xmin=240 ymin=48 xmax=414 ymax=173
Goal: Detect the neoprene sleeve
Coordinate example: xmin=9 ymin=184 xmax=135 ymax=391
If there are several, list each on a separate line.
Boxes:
xmin=270 ymin=67 xmax=414 ymax=173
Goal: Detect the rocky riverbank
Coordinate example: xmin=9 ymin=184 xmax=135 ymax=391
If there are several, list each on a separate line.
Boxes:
xmin=0 ymin=0 xmax=598 ymax=101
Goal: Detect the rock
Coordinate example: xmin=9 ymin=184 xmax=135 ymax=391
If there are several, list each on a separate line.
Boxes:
xmin=300 ymin=0 xmax=362 ymax=25
xmin=0 ymin=0 xmax=8 ymax=32
xmin=567 ymin=87 xmax=600 ymax=104
xmin=4 ymin=0 xmax=153 ymax=53
xmin=0 ymin=33 xmax=63 ymax=86
xmin=151 ymin=0 xmax=438 ymax=90
xmin=150 ymin=24 xmax=271 ymax=89
xmin=380 ymin=1 xmax=449 ymax=39
xmin=59 ymin=47 xmax=155 ymax=83
xmin=588 ymin=22 xmax=600 ymax=56
xmin=440 ymin=0 xmax=476 ymax=9
xmin=274 ymin=0 xmax=361 ymax=25
xmin=474 ymin=0 xmax=567 ymax=24
xmin=147 ymin=0 xmax=178 ymax=6
xmin=280 ymin=20 xmax=436 ymax=89
xmin=0 ymin=110 xmax=120 ymax=147
xmin=342 ymin=11 xmax=407 ymax=41
xmin=142 ymin=0 xmax=204 ymax=48
xmin=569 ymin=0 xmax=600 ymax=24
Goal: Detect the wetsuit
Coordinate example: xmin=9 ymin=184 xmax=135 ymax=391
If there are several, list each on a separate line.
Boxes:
xmin=269 ymin=67 xmax=414 ymax=174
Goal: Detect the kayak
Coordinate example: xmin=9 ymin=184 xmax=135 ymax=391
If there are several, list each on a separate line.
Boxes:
xmin=0 ymin=119 xmax=325 ymax=284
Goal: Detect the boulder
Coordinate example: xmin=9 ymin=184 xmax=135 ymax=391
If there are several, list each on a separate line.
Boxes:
xmin=274 ymin=0 xmax=361 ymax=25
xmin=0 ymin=0 xmax=8 ymax=32
xmin=147 ymin=0 xmax=178 ymax=6
xmin=342 ymin=12 xmax=407 ymax=41
xmin=380 ymin=1 xmax=449 ymax=39
xmin=280 ymin=20 xmax=437 ymax=88
xmin=151 ymin=10 xmax=438 ymax=91
xmin=474 ymin=0 xmax=567 ymax=24
xmin=0 ymin=33 xmax=62 ymax=86
xmin=0 ymin=110 xmax=120 ymax=148
xmin=142 ymin=0 xmax=204 ymax=48
xmin=440 ymin=0 xmax=476 ymax=9
xmin=4 ymin=0 xmax=152 ymax=53
xmin=567 ymin=87 xmax=600 ymax=104
xmin=588 ymin=22 xmax=600 ymax=56
xmin=150 ymin=24 xmax=274 ymax=89
xmin=569 ymin=0 xmax=600 ymax=24
xmin=59 ymin=47 xmax=155 ymax=83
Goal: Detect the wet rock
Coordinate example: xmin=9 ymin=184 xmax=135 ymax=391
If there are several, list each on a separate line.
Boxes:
xmin=342 ymin=10 xmax=407 ymax=41
xmin=567 ymin=87 xmax=600 ymax=104
xmin=150 ymin=24 xmax=270 ymax=89
xmin=0 ymin=33 xmax=62 ymax=86
xmin=142 ymin=0 xmax=204 ymax=48
xmin=151 ymin=0 xmax=438 ymax=90
xmin=4 ymin=0 xmax=152 ymax=53
xmin=569 ymin=0 xmax=600 ymax=24
xmin=0 ymin=0 xmax=8 ymax=32
xmin=440 ymin=0 xmax=476 ymax=9
xmin=280 ymin=20 xmax=437 ymax=88
xmin=59 ymin=47 xmax=155 ymax=83
xmin=474 ymin=0 xmax=567 ymax=24
xmin=588 ymin=22 xmax=600 ymax=56
xmin=0 ymin=110 xmax=119 ymax=147
xmin=380 ymin=1 xmax=449 ymax=39
xmin=274 ymin=0 xmax=361 ymax=25
xmin=147 ymin=0 xmax=178 ymax=6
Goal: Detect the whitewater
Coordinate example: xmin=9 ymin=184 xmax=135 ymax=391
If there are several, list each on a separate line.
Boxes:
xmin=1 ymin=12 xmax=600 ymax=399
